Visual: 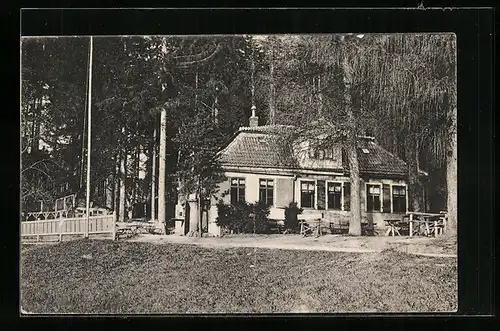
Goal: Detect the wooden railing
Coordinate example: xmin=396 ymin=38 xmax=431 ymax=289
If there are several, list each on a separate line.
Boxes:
xmin=22 ymin=210 xmax=71 ymax=222
xmin=407 ymin=211 xmax=448 ymax=237
xmin=21 ymin=213 xmax=116 ymax=242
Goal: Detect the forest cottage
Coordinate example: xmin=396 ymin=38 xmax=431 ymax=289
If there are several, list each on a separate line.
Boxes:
xmin=176 ymin=110 xmax=421 ymax=236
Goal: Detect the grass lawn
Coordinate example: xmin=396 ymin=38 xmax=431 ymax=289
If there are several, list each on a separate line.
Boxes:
xmin=20 ymin=239 xmax=457 ymax=314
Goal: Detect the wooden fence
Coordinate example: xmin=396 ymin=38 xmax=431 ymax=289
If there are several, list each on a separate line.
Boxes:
xmin=21 ymin=214 xmax=116 ymax=242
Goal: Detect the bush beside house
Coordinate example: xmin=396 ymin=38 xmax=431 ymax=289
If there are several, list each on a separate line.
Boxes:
xmin=215 ymin=200 xmax=271 ymax=234
xmin=284 ymin=202 xmax=303 ymax=233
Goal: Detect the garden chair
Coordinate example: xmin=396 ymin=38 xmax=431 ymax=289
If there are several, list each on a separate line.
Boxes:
xmin=428 ymin=216 xmax=445 ymax=237
xmin=300 ymin=220 xmax=320 ymax=237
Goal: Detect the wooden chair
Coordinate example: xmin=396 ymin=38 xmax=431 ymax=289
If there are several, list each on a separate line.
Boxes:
xmin=299 ymin=220 xmax=314 ymax=237
xmin=300 ymin=219 xmax=322 ymax=237
xmin=384 ymin=220 xmax=402 ymax=236
xmin=428 ymin=216 xmax=445 ymax=237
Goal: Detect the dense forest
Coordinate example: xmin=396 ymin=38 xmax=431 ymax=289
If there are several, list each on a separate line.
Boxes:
xmin=20 ymin=34 xmax=457 ymax=236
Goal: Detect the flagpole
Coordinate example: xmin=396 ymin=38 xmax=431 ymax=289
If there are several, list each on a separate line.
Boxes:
xmin=85 ymin=36 xmax=93 ymax=238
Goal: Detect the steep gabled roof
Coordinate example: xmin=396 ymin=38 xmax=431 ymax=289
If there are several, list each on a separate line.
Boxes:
xmin=219 ymin=126 xmax=298 ymax=169
xmin=354 ymin=138 xmax=408 ymax=177
xmin=219 ymin=125 xmax=408 ymax=177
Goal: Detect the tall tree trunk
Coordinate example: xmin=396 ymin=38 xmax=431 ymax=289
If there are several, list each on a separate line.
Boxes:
xmin=446 ymin=79 xmax=457 ymax=236
xmin=151 ymin=124 xmax=157 ymax=221
xmin=32 ymin=98 xmax=40 ymax=152
xmin=198 ymin=185 xmax=203 ymax=237
xmin=342 ymin=58 xmax=362 ymax=236
xmin=79 ymin=102 xmax=87 ymax=190
xmin=407 ymin=135 xmax=422 ymax=212
xmin=105 ymin=176 xmax=113 ymax=209
xmin=119 ymin=148 xmax=127 ymax=222
xmin=317 ymin=76 xmax=323 ymax=117
xmin=134 ymin=145 xmax=140 ymax=206
xmin=114 ymin=154 xmax=120 ymax=223
xmin=157 ymin=107 xmax=167 ymax=232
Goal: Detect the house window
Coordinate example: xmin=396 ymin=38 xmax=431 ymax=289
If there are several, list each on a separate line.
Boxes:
xmin=392 ymin=185 xmax=407 ymax=213
xmin=259 ymin=179 xmax=274 ymax=206
xmin=366 ymin=184 xmax=382 ymax=212
xmin=300 ymin=181 xmax=315 ymax=208
xmin=327 ymin=182 xmax=342 ymax=210
xmin=230 ymin=178 xmax=246 ymax=205
xmin=309 ymin=141 xmax=334 ymax=160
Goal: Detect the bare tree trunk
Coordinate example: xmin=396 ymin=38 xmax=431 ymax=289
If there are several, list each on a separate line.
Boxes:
xmin=317 ymin=76 xmax=323 ymax=117
xmin=134 ymin=145 xmax=140 ymax=209
xmin=151 ymin=125 xmax=157 ymax=221
xmin=119 ymin=127 xmax=127 ymax=222
xmin=446 ymin=91 xmax=457 ymax=236
xmin=32 ymin=98 xmax=40 ymax=152
xmin=346 ymin=124 xmax=362 ymax=236
xmin=157 ymin=107 xmax=167 ymax=233
xmin=342 ymin=58 xmax=362 ymax=236
xmin=198 ymin=187 xmax=203 ymax=237
xmin=79 ymin=102 xmax=87 ymax=190
xmin=114 ymin=154 xmax=120 ymax=223
xmin=407 ymin=136 xmax=422 ymax=212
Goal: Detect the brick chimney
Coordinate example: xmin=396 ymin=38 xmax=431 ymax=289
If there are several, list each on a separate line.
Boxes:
xmin=249 ymin=105 xmax=259 ymax=127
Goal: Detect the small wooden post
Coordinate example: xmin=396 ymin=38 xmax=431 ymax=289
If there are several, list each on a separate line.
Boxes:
xmin=409 ymin=214 xmax=413 ymax=237
xmin=434 ymin=220 xmax=438 ymax=237
xmin=425 ymin=219 xmax=430 ymax=237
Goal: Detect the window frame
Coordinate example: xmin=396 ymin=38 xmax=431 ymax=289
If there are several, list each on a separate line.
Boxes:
xmin=230 ymin=177 xmax=246 ymax=205
xmin=391 ymin=184 xmax=408 ymax=213
xmin=365 ymin=183 xmax=383 ymax=212
xmin=300 ymin=180 xmax=316 ymax=209
xmin=259 ymin=178 xmax=275 ymax=207
xmin=326 ymin=181 xmax=344 ymax=211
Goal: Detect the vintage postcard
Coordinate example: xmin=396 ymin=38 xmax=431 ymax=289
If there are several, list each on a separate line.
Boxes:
xmin=20 ymin=33 xmax=457 ymax=314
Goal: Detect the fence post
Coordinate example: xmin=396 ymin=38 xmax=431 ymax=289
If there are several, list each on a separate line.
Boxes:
xmin=59 ymin=217 xmax=64 ymax=242
xmin=112 ymin=211 xmax=117 ymax=241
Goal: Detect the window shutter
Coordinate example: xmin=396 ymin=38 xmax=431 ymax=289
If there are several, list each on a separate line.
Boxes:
xmin=382 ymin=184 xmax=391 ymax=213
xmin=276 ymin=178 xmax=294 ymax=208
xmin=343 ymin=182 xmax=350 ymax=211
xmin=217 ymin=179 xmax=231 ymax=204
xmin=317 ymin=180 xmax=326 ymax=210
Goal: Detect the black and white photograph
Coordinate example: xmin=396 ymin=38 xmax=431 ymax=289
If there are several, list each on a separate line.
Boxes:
xmin=20 ymin=32 xmax=458 ymax=314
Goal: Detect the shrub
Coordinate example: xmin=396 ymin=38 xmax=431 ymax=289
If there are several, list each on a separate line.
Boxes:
xmin=284 ymin=201 xmax=303 ymax=232
xmin=215 ymin=200 xmax=271 ymax=234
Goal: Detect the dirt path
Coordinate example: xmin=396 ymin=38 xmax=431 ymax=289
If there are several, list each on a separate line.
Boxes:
xmin=126 ymin=234 xmax=456 ymax=257
xmin=128 ymin=234 xmax=379 ymax=253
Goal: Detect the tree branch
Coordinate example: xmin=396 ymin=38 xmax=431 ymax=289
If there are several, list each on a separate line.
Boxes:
xmin=175 ymin=44 xmax=222 ymax=69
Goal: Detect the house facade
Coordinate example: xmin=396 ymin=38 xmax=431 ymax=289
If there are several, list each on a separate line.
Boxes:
xmin=175 ymin=113 xmax=411 ymax=236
